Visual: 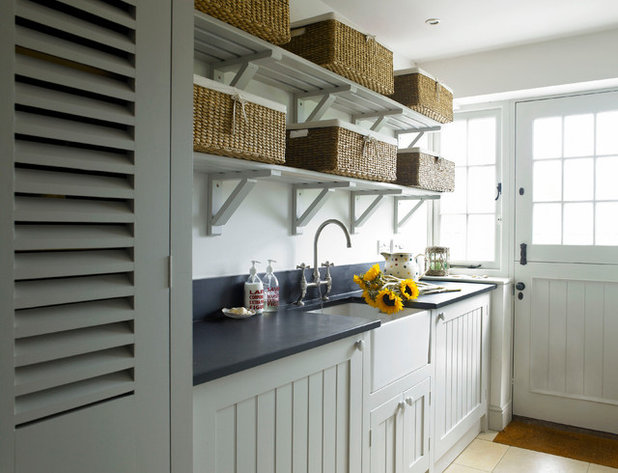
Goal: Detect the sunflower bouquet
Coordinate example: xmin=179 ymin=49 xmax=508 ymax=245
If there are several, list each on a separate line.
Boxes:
xmin=353 ymin=264 xmax=419 ymax=314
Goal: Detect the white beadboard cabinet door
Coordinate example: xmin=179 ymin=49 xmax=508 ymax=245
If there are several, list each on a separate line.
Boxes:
xmin=368 ymin=377 xmax=430 ymax=473
xmin=433 ymin=294 xmax=490 ymax=469
xmin=0 ymin=0 xmax=193 ymax=472
xmin=369 ymin=393 xmax=403 ymax=473
xmin=193 ymin=335 xmax=364 ymax=473
xmin=401 ymin=378 xmax=430 ymax=473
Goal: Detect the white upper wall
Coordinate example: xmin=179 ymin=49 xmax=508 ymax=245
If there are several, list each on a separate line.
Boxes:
xmin=418 ymin=27 xmax=618 ymax=101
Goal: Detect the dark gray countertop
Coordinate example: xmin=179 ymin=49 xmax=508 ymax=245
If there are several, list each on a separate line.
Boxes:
xmin=193 ymin=281 xmax=496 ymax=385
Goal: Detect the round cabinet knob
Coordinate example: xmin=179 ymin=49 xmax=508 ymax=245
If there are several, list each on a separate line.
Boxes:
xmin=398 ymin=401 xmax=406 ymax=410
xmin=405 ymin=397 xmax=414 ymax=406
xmin=355 ymin=340 xmax=365 ymax=351
xmin=437 ymin=312 xmax=445 ymax=322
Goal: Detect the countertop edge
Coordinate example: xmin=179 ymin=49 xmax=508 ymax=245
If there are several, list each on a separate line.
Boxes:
xmin=193 ymin=318 xmax=379 ymax=386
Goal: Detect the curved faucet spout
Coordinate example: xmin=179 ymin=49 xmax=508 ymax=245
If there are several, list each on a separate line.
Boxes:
xmin=313 ymin=219 xmax=352 ymax=282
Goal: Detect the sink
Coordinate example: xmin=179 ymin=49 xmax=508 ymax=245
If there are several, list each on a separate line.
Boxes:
xmin=307 ymin=301 xmax=425 ymax=324
xmin=308 ymin=301 xmax=431 ymax=391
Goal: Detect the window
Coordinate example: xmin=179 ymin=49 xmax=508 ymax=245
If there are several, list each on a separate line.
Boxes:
xmin=531 ymin=110 xmax=618 ymax=246
xmin=435 ymin=109 xmax=501 ymax=268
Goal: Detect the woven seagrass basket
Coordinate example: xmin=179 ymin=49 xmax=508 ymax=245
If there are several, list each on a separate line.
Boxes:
xmin=194 ymin=0 xmax=291 ymax=45
xmin=193 ymin=76 xmax=286 ymax=164
xmin=283 ymin=15 xmax=394 ymax=95
xmin=391 ymin=69 xmax=453 ymax=123
xmin=286 ymin=121 xmax=397 ymax=182
xmin=396 ymin=149 xmax=455 ymax=192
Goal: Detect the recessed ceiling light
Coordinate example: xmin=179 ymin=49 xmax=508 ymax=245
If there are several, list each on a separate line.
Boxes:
xmin=425 ymin=18 xmax=440 ymax=26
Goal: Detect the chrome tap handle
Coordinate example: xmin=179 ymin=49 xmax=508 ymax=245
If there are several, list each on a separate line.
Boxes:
xmin=295 ymin=263 xmax=309 ymax=306
xmin=321 ymin=261 xmax=334 ymax=300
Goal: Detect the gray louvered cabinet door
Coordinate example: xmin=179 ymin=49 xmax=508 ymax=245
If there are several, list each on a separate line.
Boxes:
xmin=0 ymin=1 xmax=174 ymax=472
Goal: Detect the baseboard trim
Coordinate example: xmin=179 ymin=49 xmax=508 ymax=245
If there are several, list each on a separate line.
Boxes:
xmin=488 ymin=400 xmax=512 ymax=431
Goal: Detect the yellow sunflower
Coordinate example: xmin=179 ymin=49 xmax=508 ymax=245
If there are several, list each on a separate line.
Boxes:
xmin=363 ymin=290 xmax=377 ymax=307
xmin=400 ymin=279 xmax=419 ymax=300
xmin=353 ymin=274 xmax=367 ymax=290
xmin=375 ymin=289 xmax=403 ymax=315
xmin=363 ymin=264 xmax=381 ymax=282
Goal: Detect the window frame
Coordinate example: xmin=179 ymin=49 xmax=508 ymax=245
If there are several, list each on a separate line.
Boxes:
xmin=431 ymin=106 xmax=506 ymax=273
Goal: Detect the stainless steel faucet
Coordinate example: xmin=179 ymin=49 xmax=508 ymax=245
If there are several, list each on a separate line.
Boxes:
xmin=296 ymin=219 xmax=352 ymax=305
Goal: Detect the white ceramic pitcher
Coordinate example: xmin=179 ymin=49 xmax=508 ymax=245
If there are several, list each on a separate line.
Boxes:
xmin=380 ymin=252 xmax=425 ymax=281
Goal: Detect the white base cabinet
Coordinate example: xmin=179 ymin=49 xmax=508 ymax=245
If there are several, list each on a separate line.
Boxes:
xmin=193 ymin=292 xmax=491 ymax=473
xmin=193 ymin=335 xmax=364 ymax=473
xmin=432 ymin=294 xmax=490 ymax=471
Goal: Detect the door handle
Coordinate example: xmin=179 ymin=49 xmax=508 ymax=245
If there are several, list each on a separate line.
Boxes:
xmin=520 ymin=243 xmax=527 ymax=265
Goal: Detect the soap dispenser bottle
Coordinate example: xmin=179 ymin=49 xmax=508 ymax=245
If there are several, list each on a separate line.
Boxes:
xmin=263 ymin=259 xmax=280 ymax=312
xmin=244 ymin=260 xmax=264 ymax=314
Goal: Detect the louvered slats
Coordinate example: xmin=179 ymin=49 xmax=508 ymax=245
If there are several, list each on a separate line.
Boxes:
xmin=14 ymin=224 xmax=134 ymax=251
xmin=15 ymin=112 xmax=135 ymax=149
xmin=15 ymin=25 xmax=135 ymax=77
xmin=15 ymin=346 xmax=135 ymax=396
xmin=15 ymin=82 xmax=135 ymax=126
xmin=14 ymin=372 xmax=135 ymax=424
xmin=15 ymin=54 xmax=135 ymax=102
xmin=14 ymin=299 xmax=134 ymax=338
xmin=15 ymin=168 xmax=134 ymax=198
xmin=14 ymin=249 xmax=134 ymax=280
xmin=16 ymin=0 xmax=136 ymax=53
xmin=11 ymin=0 xmax=138 ymax=425
xmin=15 ymin=141 xmax=134 ymax=174
xmin=14 ymin=323 xmax=134 ymax=368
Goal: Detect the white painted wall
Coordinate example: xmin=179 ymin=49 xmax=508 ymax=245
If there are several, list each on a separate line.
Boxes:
xmin=192 ymin=177 xmax=429 ymax=278
xmin=418 ymin=27 xmax=618 ymax=101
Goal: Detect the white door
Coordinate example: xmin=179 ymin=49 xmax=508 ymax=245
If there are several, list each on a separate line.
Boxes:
xmin=514 ymin=91 xmax=618 ymax=433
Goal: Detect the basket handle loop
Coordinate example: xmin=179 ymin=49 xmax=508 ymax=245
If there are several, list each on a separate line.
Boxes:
xmin=231 ymin=94 xmax=249 ymax=135
xmin=362 ymin=135 xmax=377 ymax=158
xmin=435 ymin=79 xmax=441 ymax=102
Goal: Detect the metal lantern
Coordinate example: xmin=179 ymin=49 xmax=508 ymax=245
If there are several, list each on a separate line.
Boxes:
xmin=425 ymin=246 xmax=450 ymax=276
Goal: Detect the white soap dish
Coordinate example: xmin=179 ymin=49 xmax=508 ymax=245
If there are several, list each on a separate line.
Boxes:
xmin=222 ymin=307 xmax=256 ymax=319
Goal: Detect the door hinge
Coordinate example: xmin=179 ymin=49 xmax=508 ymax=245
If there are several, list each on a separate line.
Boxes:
xmin=369 ymin=429 xmax=372 ymax=447
xmin=168 ymin=255 xmax=173 ymax=289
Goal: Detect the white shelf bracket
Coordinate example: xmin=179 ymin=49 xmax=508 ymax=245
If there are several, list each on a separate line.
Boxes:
xmin=306 ymin=93 xmax=337 ymax=121
xmin=215 ymin=50 xmax=282 ymax=90
xmin=370 ymin=116 xmax=388 ymax=132
xmin=352 ymin=109 xmax=403 ymax=125
xmin=350 ymin=190 xmax=402 ymax=234
xmin=395 ymin=126 xmax=441 ymax=136
xmin=230 ymin=61 xmax=259 ymax=89
xmin=394 ymin=195 xmax=440 ymax=234
xmin=207 ymin=169 xmax=279 ymax=235
xmin=293 ymin=85 xmax=355 ymax=123
xmin=407 ymin=131 xmax=425 ymax=148
xmin=292 ymin=182 xmax=353 ymax=235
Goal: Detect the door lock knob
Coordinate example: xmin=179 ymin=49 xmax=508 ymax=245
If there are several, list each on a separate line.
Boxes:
xmin=516 ymin=282 xmax=525 ymax=291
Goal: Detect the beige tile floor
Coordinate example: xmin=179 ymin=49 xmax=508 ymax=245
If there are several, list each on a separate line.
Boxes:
xmin=445 ymin=431 xmax=618 ymax=473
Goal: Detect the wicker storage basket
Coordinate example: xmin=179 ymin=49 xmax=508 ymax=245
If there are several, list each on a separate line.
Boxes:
xmin=283 ymin=13 xmax=394 ymax=95
xmin=390 ymin=68 xmax=453 ymax=124
xmin=396 ymin=148 xmax=455 ymax=192
xmin=194 ymin=0 xmax=291 ymax=45
xmin=193 ymin=75 xmax=286 ymax=164
xmin=286 ymin=120 xmax=397 ymax=182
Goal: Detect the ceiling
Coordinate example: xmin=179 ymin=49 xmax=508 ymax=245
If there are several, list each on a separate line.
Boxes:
xmin=317 ymin=0 xmax=618 ymax=65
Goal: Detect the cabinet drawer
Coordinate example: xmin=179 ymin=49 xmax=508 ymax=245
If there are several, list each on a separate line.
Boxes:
xmin=371 ymin=310 xmax=430 ymax=393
